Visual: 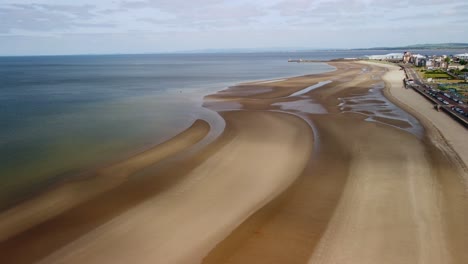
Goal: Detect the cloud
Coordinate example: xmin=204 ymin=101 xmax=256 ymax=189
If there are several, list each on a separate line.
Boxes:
xmin=11 ymin=3 xmax=96 ymax=19
xmin=0 ymin=1 xmax=272 ymax=34
xmin=0 ymin=3 xmax=108 ymax=33
xmin=2 ymin=0 xmax=466 ymax=34
xmin=266 ymin=0 xmax=468 ymax=30
xmin=0 ymin=0 xmax=467 ymax=54
xmin=123 ymin=1 xmax=269 ymax=31
xmin=121 ymin=0 xmax=221 ymax=11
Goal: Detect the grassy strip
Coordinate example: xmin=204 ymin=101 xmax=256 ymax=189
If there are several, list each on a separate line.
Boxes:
xmin=425 ymin=73 xmax=451 ymax=79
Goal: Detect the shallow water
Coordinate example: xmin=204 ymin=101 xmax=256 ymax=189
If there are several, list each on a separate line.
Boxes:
xmin=338 ymin=82 xmax=424 ymax=136
xmin=273 ymin=100 xmax=328 ymax=114
xmin=290 ymin=80 xmax=333 ymax=97
xmin=1 ymin=49 xmax=456 ymax=206
xmin=0 ymin=53 xmax=334 ymax=206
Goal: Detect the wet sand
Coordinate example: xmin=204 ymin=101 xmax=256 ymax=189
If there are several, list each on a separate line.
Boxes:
xmin=37 ymin=111 xmax=313 ymax=264
xmin=204 ymin=62 xmax=468 ymax=264
xmin=0 ymin=120 xmax=211 ymax=243
xmin=361 ymin=61 xmax=468 ymax=172
xmin=1 ymin=61 xmax=467 ymax=264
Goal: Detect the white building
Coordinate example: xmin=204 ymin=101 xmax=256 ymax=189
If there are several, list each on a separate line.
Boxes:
xmin=366 ymin=53 xmax=404 ymax=60
xmin=426 ymin=59 xmax=433 ymax=68
xmin=454 ymin=53 xmax=468 ymax=60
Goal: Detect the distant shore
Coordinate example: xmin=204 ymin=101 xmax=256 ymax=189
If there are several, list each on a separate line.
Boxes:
xmin=1 ymin=61 xmax=467 ymax=264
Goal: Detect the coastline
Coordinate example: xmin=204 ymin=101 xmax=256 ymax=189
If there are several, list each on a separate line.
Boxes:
xmin=0 ymin=61 xmax=467 ymax=264
xmin=204 ymin=61 xmax=468 ymax=264
xmin=38 ymin=111 xmax=314 ymax=264
xmin=0 ymin=119 xmax=211 ymax=241
xmin=360 ymin=61 xmax=468 ymax=174
xmin=0 ymin=55 xmax=334 ymax=212
xmin=362 ymin=60 xmax=468 ymax=263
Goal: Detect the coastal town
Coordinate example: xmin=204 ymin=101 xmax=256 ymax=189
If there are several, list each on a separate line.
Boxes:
xmin=290 ymin=51 xmax=468 ymax=127
xmin=367 ymin=52 xmax=468 ymax=127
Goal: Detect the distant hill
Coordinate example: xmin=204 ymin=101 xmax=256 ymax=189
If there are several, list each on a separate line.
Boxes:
xmin=175 ymin=44 xmax=468 ymax=54
xmin=363 ymin=43 xmax=468 ymax=50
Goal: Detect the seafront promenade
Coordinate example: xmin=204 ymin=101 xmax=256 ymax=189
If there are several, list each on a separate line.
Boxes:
xmin=401 ymin=64 xmax=468 ymax=128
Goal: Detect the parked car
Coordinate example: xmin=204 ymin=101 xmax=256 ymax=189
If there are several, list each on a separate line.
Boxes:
xmin=454 ymin=108 xmax=465 ymax=114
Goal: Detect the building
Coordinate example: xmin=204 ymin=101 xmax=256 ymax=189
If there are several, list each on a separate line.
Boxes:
xmin=448 ymin=64 xmax=466 ymax=70
xmin=366 ymin=53 xmax=404 ymax=61
xmin=416 ymin=58 xmax=427 ymax=67
xmin=412 ymin=54 xmax=427 ymax=67
xmin=426 ymin=59 xmax=433 ymax=69
xmin=403 ymin=51 xmax=412 ymax=63
xmin=454 ymin=53 xmax=468 ymax=60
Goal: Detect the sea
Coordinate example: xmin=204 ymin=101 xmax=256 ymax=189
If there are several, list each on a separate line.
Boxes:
xmin=0 ymin=49 xmax=464 ymax=208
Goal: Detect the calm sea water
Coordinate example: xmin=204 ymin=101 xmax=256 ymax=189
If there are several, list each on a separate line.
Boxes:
xmin=0 ymin=52 xmax=332 ymax=207
xmin=0 ymin=49 xmax=464 ymax=207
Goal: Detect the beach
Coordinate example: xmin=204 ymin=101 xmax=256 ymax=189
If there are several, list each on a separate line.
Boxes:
xmin=1 ymin=61 xmax=467 ymax=264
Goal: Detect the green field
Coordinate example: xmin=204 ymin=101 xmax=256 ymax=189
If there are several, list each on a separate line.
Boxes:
xmin=424 ymin=73 xmax=451 ymax=79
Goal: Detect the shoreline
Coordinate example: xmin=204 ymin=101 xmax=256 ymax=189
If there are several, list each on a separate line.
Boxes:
xmin=0 ymin=119 xmax=211 ymax=243
xmin=360 ymin=60 xmax=467 ymax=178
xmin=0 ymin=59 xmax=335 ymax=212
xmin=1 ymin=61 xmax=467 ymax=263
xmin=204 ymin=61 xmax=468 ymax=263
xmin=0 ymin=63 xmax=335 ymax=215
xmin=37 ymin=111 xmax=314 ymax=264
xmin=370 ymin=61 xmax=468 ymax=263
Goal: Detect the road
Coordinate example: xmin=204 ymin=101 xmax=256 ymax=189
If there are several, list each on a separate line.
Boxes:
xmin=400 ymin=64 xmax=468 ymax=127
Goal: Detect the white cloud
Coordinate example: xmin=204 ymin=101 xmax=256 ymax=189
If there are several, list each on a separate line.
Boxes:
xmin=0 ymin=0 xmax=466 ymax=54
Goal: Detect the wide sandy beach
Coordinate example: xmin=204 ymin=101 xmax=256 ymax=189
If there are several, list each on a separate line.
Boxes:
xmin=0 ymin=61 xmax=467 ymax=264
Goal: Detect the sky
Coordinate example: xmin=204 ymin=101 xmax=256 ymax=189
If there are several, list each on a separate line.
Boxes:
xmin=0 ymin=0 xmax=467 ymax=55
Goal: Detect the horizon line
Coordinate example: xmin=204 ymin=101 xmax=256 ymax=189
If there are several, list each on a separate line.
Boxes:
xmin=1 ymin=45 xmax=467 ymax=58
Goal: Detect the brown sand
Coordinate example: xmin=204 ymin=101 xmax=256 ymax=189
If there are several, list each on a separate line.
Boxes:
xmin=308 ymin=125 xmax=449 ymax=263
xmin=1 ymin=61 xmax=467 ymax=264
xmin=362 ymin=61 xmax=468 ymax=171
xmin=36 ymin=111 xmax=313 ymax=264
xmin=0 ymin=120 xmax=210 ymax=243
xmin=204 ymin=62 xmax=468 ymax=264
xmin=0 ymin=120 xmax=212 ymax=264
xmin=306 ymin=62 xmax=467 ymax=264
xmin=362 ymin=61 xmax=468 ymax=263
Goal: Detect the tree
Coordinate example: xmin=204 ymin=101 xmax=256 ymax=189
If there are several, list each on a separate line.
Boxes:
xmin=444 ymin=57 xmax=451 ymax=70
xmin=460 ymin=59 xmax=467 ymax=65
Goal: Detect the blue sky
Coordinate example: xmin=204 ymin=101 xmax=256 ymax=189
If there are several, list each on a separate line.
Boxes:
xmin=0 ymin=0 xmax=467 ymax=55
